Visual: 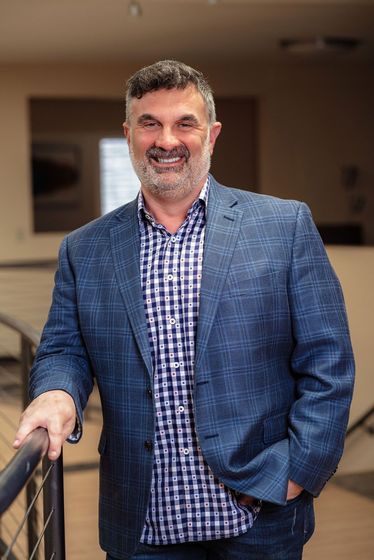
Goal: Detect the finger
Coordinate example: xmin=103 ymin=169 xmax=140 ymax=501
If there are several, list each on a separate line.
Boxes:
xmin=238 ymin=494 xmax=255 ymax=506
xmin=62 ymin=416 xmax=77 ymax=440
xmin=13 ymin=415 xmax=44 ymax=448
xmin=13 ymin=391 xmax=76 ymax=458
xmin=46 ymin=418 xmax=65 ymax=460
xmin=46 ymin=413 xmax=76 ymax=460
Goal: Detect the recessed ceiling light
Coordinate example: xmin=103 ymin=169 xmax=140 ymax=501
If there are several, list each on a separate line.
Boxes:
xmin=128 ymin=0 xmax=142 ymax=17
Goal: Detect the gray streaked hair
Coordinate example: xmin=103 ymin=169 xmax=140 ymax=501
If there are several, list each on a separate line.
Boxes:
xmin=125 ymin=59 xmax=216 ymax=124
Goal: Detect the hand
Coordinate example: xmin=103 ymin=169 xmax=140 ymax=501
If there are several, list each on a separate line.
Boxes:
xmin=286 ymin=479 xmax=304 ymax=501
xmin=237 ymin=494 xmax=256 ymax=507
xmin=13 ymin=390 xmax=76 ymax=460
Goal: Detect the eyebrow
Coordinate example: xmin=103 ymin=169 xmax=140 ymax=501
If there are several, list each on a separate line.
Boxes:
xmin=178 ymin=114 xmax=200 ymax=125
xmin=137 ymin=113 xmax=158 ymax=124
xmin=136 ymin=113 xmax=200 ymax=125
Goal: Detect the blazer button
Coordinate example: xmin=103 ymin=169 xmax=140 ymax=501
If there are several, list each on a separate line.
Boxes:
xmin=144 ymin=440 xmax=153 ymax=452
xmin=147 ymin=388 xmax=153 ymax=398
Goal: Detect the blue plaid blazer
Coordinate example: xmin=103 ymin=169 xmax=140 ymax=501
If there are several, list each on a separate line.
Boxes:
xmin=30 ymin=176 xmax=354 ymax=558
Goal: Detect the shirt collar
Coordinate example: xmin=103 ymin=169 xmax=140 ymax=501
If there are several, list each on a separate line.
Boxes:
xmin=137 ymin=176 xmax=210 ymax=227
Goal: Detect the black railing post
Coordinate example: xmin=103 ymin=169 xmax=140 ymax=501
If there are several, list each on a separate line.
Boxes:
xmin=21 ymin=336 xmax=40 ymax=559
xmin=42 ymin=452 xmax=66 ymax=560
xmin=26 ymin=477 xmax=40 ymax=559
xmin=346 ymin=405 xmax=374 ymax=438
xmin=21 ymin=335 xmax=33 ymax=409
xmin=0 ymin=313 xmax=66 ymax=559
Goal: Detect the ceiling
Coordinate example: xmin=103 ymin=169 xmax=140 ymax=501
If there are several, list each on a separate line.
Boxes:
xmin=0 ymin=0 xmax=373 ymax=65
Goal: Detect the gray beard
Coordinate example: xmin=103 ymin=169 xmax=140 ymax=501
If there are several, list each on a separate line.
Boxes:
xmin=128 ymin=143 xmax=211 ymax=200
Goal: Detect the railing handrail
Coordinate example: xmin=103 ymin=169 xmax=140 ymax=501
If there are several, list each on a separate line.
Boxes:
xmin=0 ymin=428 xmax=48 ymax=515
xmin=346 ymin=404 xmax=374 ymax=438
xmin=0 ymin=312 xmax=41 ymax=348
xmin=0 ymin=312 xmax=65 ymax=558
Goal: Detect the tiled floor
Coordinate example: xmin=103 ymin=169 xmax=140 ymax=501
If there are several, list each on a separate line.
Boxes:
xmin=0 ymin=265 xmax=373 ymax=559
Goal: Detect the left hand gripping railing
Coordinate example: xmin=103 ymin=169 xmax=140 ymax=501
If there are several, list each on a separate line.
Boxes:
xmin=0 ymin=428 xmax=48 ymax=515
xmin=0 ymin=425 xmax=66 ymax=560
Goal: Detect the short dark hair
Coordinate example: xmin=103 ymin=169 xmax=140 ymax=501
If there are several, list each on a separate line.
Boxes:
xmin=125 ymin=59 xmax=216 ymax=124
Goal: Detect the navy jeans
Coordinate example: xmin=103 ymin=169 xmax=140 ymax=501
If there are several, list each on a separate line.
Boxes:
xmin=107 ymin=491 xmax=315 ymax=560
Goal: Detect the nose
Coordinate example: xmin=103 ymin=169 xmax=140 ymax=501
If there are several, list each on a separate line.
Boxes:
xmin=154 ymin=126 xmax=179 ymax=151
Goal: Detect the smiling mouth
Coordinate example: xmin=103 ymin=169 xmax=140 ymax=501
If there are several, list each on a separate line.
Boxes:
xmin=156 ymin=156 xmax=182 ymax=164
xmin=150 ymin=156 xmax=186 ymax=167
xmin=147 ymin=147 xmax=189 ymax=168
xmin=149 ymin=155 xmax=186 ymax=169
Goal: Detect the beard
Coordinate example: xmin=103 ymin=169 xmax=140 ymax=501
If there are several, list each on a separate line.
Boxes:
xmin=128 ymin=138 xmax=211 ymax=200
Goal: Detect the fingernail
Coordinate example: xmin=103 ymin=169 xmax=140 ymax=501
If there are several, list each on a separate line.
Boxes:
xmin=13 ymin=439 xmax=19 ymax=447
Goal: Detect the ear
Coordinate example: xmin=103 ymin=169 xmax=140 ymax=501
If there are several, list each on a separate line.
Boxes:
xmin=209 ymin=122 xmax=222 ymax=154
xmin=123 ymin=121 xmax=130 ymax=145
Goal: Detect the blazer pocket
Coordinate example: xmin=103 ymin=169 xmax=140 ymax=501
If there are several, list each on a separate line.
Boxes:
xmin=98 ymin=431 xmax=107 ymax=455
xmin=263 ymin=412 xmax=289 ymax=445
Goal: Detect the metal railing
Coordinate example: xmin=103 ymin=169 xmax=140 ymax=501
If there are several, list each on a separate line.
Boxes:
xmin=0 ymin=312 xmax=41 ymax=410
xmin=346 ymin=405 xmax=374 ymax=438
xmin=0 ymin=312 xmax=65 ymax=560
xmin=0 ymin=430 xmax=65 ymax=560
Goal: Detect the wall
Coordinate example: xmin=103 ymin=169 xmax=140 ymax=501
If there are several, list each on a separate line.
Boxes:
xmin=1 ymin=60 xmax=374 ymax=263
xmin=0 ymin=62 xmax=135 ymax=263
xmin=0 ymin=61 xmax=373 ymax=472
xmin=326 ymin=246 xmax=374 ymax=474
xmin=207 ymin=61 xmax=374 ymax=243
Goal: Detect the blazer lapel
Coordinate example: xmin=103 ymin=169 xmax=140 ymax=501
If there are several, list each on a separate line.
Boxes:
xmin=195 ymin=179 xmax=243 ymax=370
xmin=110 ymin=200 xmax=153 ymax=377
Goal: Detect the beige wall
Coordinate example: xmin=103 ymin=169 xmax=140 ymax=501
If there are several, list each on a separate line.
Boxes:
xmin=207 ymin=61 xmax=374 ymax=242
xmin=0 ymin=60 xmax=373 ymax=472
xmin=0 ymin=62 xmax=133 ymax=263
xmin=326 ymin=247 xmax=374 ymax=474
xmin=1 ymin=60 xmax=374 ymax=262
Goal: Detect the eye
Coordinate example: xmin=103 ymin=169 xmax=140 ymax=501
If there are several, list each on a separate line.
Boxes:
xmin=143 ymin=121 xmax=159 ymax=129
xmin=178 ymin=122 xmax=193 ymax=129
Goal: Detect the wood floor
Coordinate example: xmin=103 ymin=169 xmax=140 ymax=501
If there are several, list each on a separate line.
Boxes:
xmin=63 ymin=423 xmax=374 ymax=560
xmin=3 ymin=383 xmax=373 ymax=560
xmin=1 ymin=266 xmax=373 ymax=559
xmin=3 ymin=400 xmax=374 ymax=559
xmin=63 ymin=469 xmax=374 ymax=560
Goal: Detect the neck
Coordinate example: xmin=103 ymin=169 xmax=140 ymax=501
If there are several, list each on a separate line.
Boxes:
xmin=141 ymin=181 xmax=206 ymax=234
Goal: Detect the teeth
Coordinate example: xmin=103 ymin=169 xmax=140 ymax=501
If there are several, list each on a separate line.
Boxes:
xmin=158 ymin=157 xmax=181 ymax=164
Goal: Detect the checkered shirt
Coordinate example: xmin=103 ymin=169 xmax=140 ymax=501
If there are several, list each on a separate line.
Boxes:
xmin=138 ymin=180 xmax=259 ymax=545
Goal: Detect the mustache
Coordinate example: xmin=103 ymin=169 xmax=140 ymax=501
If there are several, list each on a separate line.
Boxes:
xmin=146 ymin=145 xmax=190 ymax=160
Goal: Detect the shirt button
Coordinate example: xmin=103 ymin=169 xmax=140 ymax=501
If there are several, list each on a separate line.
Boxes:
xmin=144 ymin=440 xmax=153 ymax=452
xmin=171 ymin=236 xmax=177 ymax=243
xmin=169 ymin=318 xmax=176 ymax=325
xmin=167 ymin=274 xmax=174 ymax=281
xmin=183 ymin=448 xmax=189 ymax=455
xmin=178 ymin=406 xmax=185 ymax=413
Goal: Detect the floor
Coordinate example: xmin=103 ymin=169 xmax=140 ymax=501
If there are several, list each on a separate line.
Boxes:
xmin=0 ymin=265 xmax=373 ymax=559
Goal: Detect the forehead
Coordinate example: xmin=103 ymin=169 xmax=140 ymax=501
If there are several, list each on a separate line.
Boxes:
xmin=129 ymin=85 xmax=207 ymax=121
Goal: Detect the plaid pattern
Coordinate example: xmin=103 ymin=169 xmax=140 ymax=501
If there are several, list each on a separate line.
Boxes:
xmin=29 ymin=176 xmax=354 ymax=558
xmin=138 ymin=182 xmax=257 ymax=544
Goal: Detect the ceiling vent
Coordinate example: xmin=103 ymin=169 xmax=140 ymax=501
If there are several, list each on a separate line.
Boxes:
xmin=279 ymin=37 xmax=362 ymax=55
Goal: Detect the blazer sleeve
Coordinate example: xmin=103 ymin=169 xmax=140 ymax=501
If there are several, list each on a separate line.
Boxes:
xmin=29 ymin=235 xmax=94 ymax=439
xmin=287 ymin=202 xmax=355 ymax=495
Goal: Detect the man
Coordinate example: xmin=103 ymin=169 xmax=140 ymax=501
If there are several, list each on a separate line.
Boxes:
xmin=14 ymin=60 xmax=354 ymax=559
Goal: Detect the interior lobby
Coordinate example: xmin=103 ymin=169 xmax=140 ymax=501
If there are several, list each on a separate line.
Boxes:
xmin=0 ymin=1 xmax=373 ymax=559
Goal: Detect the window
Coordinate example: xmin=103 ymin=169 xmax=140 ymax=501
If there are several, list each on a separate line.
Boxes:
xmin=99 ymin=138 xmax=140 ymax=215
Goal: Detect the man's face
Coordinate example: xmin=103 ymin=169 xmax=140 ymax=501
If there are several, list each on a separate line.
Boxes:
xmin=123 ymin=85 xmax=221 ymax=200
